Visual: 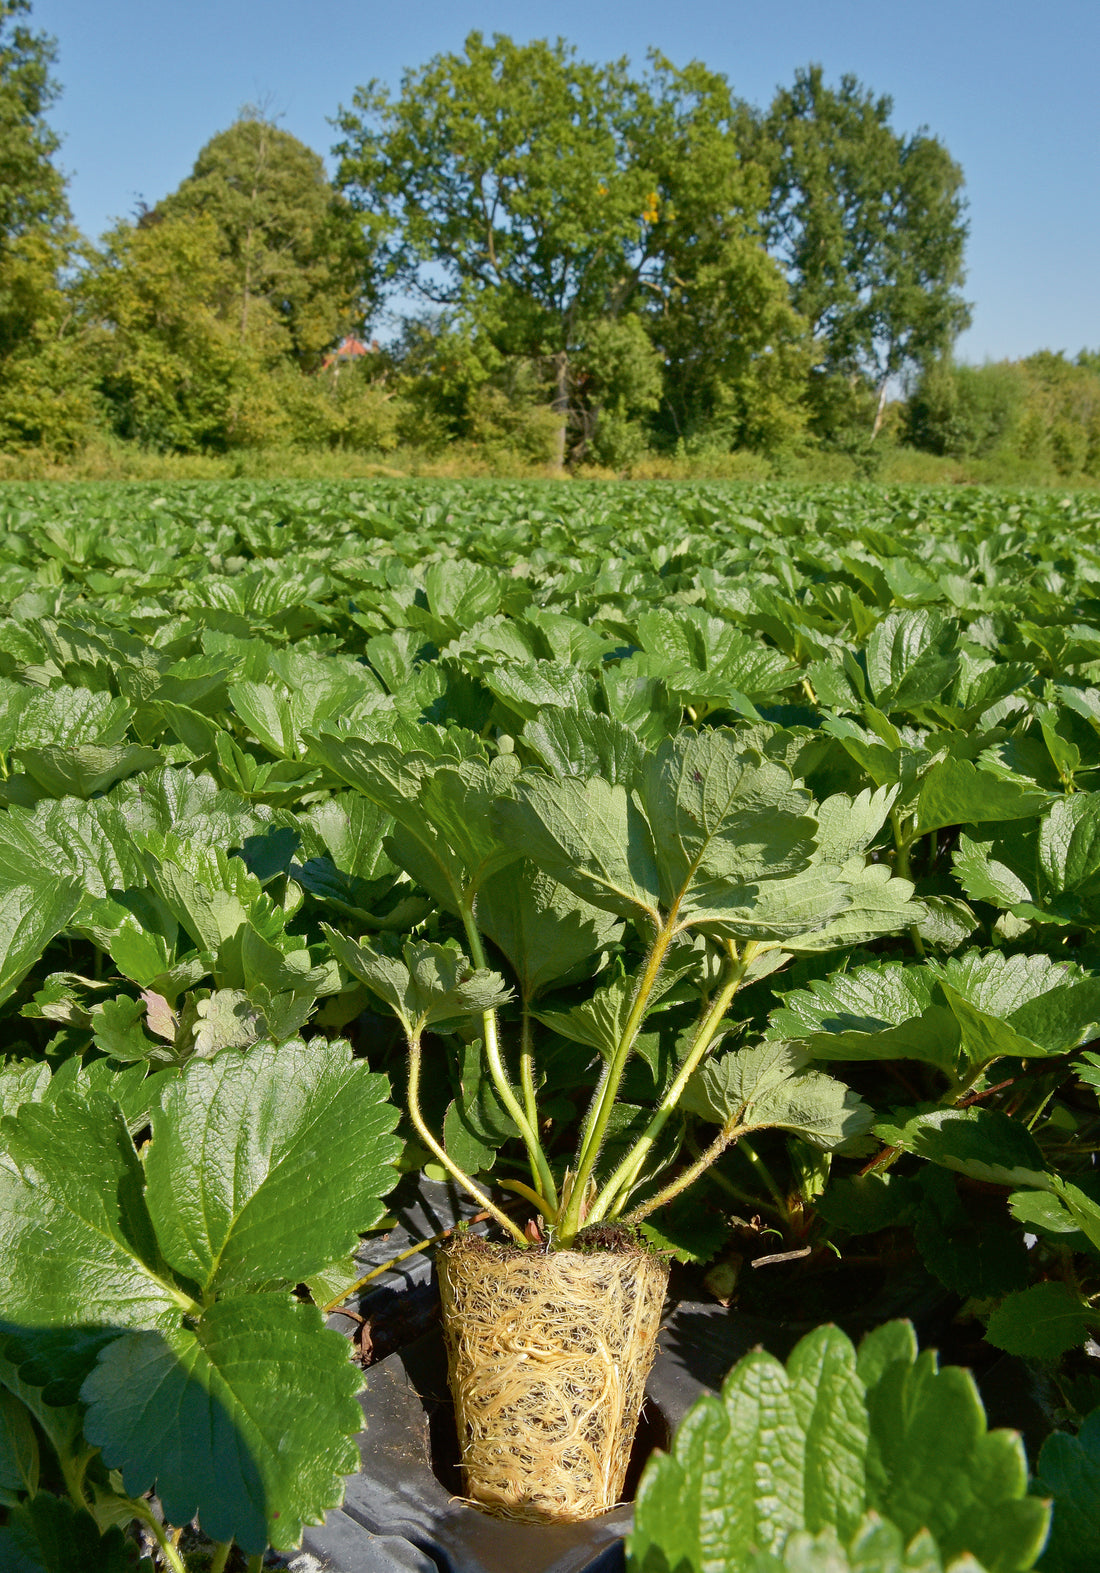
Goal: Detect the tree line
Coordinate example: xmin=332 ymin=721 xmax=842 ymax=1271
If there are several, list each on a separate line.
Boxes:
xmin=0 ymin=1 xmax=1096 ymax=477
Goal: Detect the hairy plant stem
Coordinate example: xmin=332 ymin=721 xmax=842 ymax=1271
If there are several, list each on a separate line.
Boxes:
xmin=460 ymin=906 xmax=558 ymax=1210
xmin=322 ymin=1229 xmax=452 ymax=1314
xmin=1026 ymin=1085 xmax=1059 ymax=1132
xmin=321 ymin=1202 xmax=511 ymax=1314
xmin=625 ymin=1114 xmax=745 ymax=1225
xmin=110 ymin=1498 xmax=186 ymax=1573
xmin=688 ymin=1137 xmax=785 ymax=1220
xmin=55 ymin=1435 xmax=95 ymax=1519
xmin=558 ymin=913 xmax=679 ymax=1243
xmin=589 ymin=941 xmax=761 ymax=1226
xmin=519 ymin=1005 xmax=540 ymax=1140
xmin=891 ymin=811 xmax=925 ymax=957
xmin=941 ymin=1057 xmax=992 ymax=1106
xmin=67 ymin=1457 xmax=188 ymax=1573
xmin=208 ymin=1542 xmax=232 ymax=1573
xmin=736 ymin=1135 xmax=789 ymax=1220
xmin=405 ymin=1033 xmax=527 ymax=1246
xmin=141 ymin=1514 xmax=187 ymax=1573
xmin=496 ymin=1175 xmax=551 ymax=1212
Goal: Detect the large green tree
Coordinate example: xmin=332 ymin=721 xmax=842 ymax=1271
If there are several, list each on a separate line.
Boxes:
xmin=760 ymin=65 xmax=970 ymax=435
xmin=628 ymin=57 xmax=812 ymax=455
xmin=906 ymin=351 xmax=1100 ymax=478
xmin=81 ymin=113 xmax=376 ymax=452
xmin=0 ymin=0 xmax=65 ymax=296
xmin=158 ymin=110 xmax=370 ymax=370
xmin=0 ymin=0 xmax=91 ymax=451
xmin=80 ymin=213 xmax=253 ymax=451
xmin=336 ymin=34 xmax=810 ymax=466
xmin=336 ymin=33 xmax=661 ymax=467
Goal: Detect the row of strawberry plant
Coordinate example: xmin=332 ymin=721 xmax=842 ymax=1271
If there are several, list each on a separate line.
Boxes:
xmin=2 ymin=479 xmax=1100 ymax=1568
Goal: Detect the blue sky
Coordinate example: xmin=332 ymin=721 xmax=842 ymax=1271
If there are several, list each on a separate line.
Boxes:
xmin=30 ymin=0 xmax=1100 ymax=365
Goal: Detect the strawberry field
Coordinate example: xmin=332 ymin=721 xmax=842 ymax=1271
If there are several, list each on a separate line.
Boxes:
xmin=4 ymin=478 xmax=1100 ymax=1572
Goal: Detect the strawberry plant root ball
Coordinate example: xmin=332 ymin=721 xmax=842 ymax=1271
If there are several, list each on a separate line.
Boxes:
xmin=439 ymin=1232 xmax=670 ymax=1522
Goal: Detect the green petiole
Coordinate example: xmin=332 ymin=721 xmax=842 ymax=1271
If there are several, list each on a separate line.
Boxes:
xmin=405 ymin=1031 xmax=528 ymax=1246
xmin=461 ymin=905 xmax=559 ymax=1211
xmin=557 ymin=914 xmax=679 ymax=1243
xmin=588 ymin=939 xmax=763 ymax=1226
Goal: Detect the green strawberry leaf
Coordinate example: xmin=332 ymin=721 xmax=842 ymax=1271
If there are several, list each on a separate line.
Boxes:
xmin=631 ymin=1329 xmax=864 ymax=1571
xmin=91 ymin=995 xmax=157 ymax=1063
xmin=864 ymin=609 xmax=959 ymax=712
xmin=767 ymin=963 xmax=957 ymax=1074
xmin=0 ymin=1059 xmax=51 ymax=1119
xmin=476 ymin=861 xmax=623 ymax=1000
xmin=324 ymin=930 xmax=512 ymax=1036
xmin=0 ymin=1350 xmax=92 ymax=1518
xmin=12 ymin=687 xmax=131 ymax=750
xmin=773 ymin=951 xmax=1100 ymax=1083
xmin=17 ymin=743 xmax=163 ymax=800
xmin=774 ymin=861 xmax=918 ymax=953
xmin=637 ymin=730 xmax=817 ymax=905
xmin=916 ymin=758 xmax=1049 ymax=836
xmin=1009 ymin=1189 xmax=1099 ymax=1254
xmin=684 ymin=1041 xmax=873 ymax=1150
xmin=482 ymin=659 xmax=595 ymax=722
xmin=305 ymin=736 xmax=519 ymax=909
xmin=1032 ymin=1407 xmax=1100 ymax=1573
xmin=142 ymin=1039 xmax=401 ymax=1295
xmin=816 ymin=1174 xmax=921 ymax=1237
xmin=423 ymin=558 xmax=501 ymax=633
xmin=745 ymin=1518 xmax=988 ymax=1573
xmin=443 ymin=1039 xmax=517 ymax=1175
xmin=631 ymin=1326 xmax=1010 ymax=1573
xmin=1048 ymin=1178 xmax=1100 ymax=1253
xmin=953 ymin=830 xmax=1036 ymax=911
xmin=934 ymin=950 xmax=1100 ymax=1058
xmin=81 ymin=1297 xmax=363 ymax=1555
xmin=497 ymin=772 xmax=663 ymax=926
xmin=812 ymin=786 xmax=898 ymax=863
xmin=858 ymin=1325 xmax=1049 ymax=1571
xmin=0 ymin=881 xmax=82 ymax=1010
xmin=1039 ymin=795 xmax=1100 ymax=907
xmin=638 ymin=1186 xmax=732 ymax=1264
xmin=140 ymin=836 xmax=263 ymax=953
xmin=3 ymin=1035 xmax=402 ymax=1552
xmin=522 ymin=706 xmax=645 ymax=786
xmin=912 ymin=1168 xmax=1030 ymax=1299
xmin=984 ymin=1283 xmax=1095 ymax=1361
xmin=873 ymin=1106 xmax=1051 ymax=1190
xmin=0 ymin=1092 xmax=185 ymax=1400
xmin=0 ymin=1384 xmax=38 ymax=1499
xmin=0 ymin=1494 xmax=136 ymax=1573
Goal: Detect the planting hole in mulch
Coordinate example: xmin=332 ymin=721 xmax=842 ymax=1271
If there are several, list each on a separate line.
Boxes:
xmin=309 ymin=1183 xmax=683 ymax=1571
xmin=305 ymin=1318 xmax=675 ymax=1573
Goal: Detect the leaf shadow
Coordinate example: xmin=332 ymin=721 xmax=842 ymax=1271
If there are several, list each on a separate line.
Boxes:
xmin=0 ymin=1316 xmax=274 ymax=1556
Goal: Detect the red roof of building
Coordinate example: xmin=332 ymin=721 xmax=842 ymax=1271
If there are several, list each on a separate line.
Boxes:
xmin=321 ymin=335 xmax=377 ymax=370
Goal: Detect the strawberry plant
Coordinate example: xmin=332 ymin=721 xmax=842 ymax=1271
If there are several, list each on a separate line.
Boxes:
xmin=309 ymin=725 xmax=913 ymax=1245
xmin=629 ymin=1320 xmax=1050 ymax=1573
xmin=0 ymin=1038 xmax=401 ymax=1569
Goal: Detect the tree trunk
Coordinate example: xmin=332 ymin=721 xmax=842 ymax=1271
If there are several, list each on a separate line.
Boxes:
xmin=239 ymin=121 xmax=269 ymax=345
xmin=240 ymin=221 xmax=255 ymax=344
xmin=551 ymin=350 xmax=569 ymax=473
xmin=870 ymin=376 xmax=890 ymax=440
